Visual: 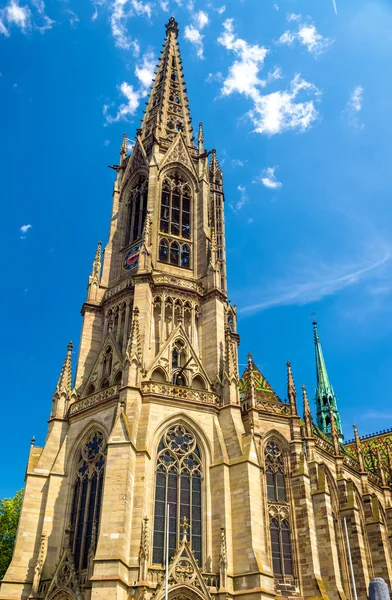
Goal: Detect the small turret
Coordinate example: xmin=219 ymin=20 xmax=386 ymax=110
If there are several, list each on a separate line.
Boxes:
xmin=198 ymin=122 xmax=204 ymax=154
xmin=302 ymin=385 xmax=313 ymax=438
xmin=51 ymin=342 xmax=73 ymax=419
xmin=87 ymin=241 xmax=102 ymax=302
xmin=120 ymin=132 xmax=127 ymax=165
xmin=287 ymin=361 xmax=297 ymax=415
xmin=209 ymin=149 xmax=223 ymax=187
xmin=353 ymin=424 xmax=365 ymax=472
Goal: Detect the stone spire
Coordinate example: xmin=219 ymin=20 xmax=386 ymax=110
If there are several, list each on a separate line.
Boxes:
xmin=209 ymin=149 xmax=223 ymax=186
xmin=313 ymin=319 xmax=343 ymax=442
xmin=139 ymin=17 xmax=194 ymax=148
xmin=54 ymin=342 xmax=73 ymax=395
xmin=287 ymin=361 xmax=297 ymax=415
xmin=198 ymin=121 xmax=204 ymax=153
xmin=302 ymin=385 xmax=313 ymax=438
xmin=120 ymin=132 xmax=127 ymax=165
xmin=87 ymin=241 xmax=102 ymax=301
xmin=353 ymin=424 xmax=365 ymax=472
xmin=329 ymin=406 xmax=341 ymax=456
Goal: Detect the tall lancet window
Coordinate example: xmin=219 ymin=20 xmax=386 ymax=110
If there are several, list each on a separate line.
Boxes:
xmin=153 ymin=425 xmax=202 ymax=566
xmin=70 ymin=431 xmax=106 ymax=572
xmin=265 ymin=441 xmax=293 ymax=577
xmin=158 ymin=172 xmax=191 ymax=269
xmin=127 ymin=176 xmax=148 ymax=245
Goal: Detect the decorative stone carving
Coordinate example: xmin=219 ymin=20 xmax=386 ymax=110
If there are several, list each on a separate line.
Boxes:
xmin=139 ymin=517 xmax=150 ymax=581
xmin=219 ymin=527 xmax=227 ymax=590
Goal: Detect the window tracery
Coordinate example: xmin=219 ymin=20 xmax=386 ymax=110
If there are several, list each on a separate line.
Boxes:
xmin=265 ymin=441 xmax=293 ymax=578
xmin=126 ymin=176 xmax=148 ymax=246
xmin=70 ymin=431 xmax=106 ymax=572
xmin=159 ymin=173 xmax=191 ymax=268
xmin=153 ymin=425 xmax=202 ymax=567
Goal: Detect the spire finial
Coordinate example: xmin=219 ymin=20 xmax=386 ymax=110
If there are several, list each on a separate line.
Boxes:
xmin=198 ymin=122 xmax=204 ymax=153
xmin=55 ymin=341 xmax=73 ymax=394
xmin=31 ymin=435 xmax=35 ymax=447
xmin=287 ymin=361 xmax=297 ymax=415
xmin=302 ymin=385 xmax=313 ymax=437
xmin=165 ymin=16 xmax=179 ymax=38
xmin=90 ymin=241 xmax=102 ymax=282
xmin=353 ymin=423 xmax=365 ymax=471
xmin=329 ymin=405 xmax=341 ymax=455
xmin=120 ymin=132 xmax=127 ymax=163
xmin=181 ymin=515 xmax=189 ymax=542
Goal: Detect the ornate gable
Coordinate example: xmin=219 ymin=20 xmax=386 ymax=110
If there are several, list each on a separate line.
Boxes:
xmin=146 ymin=323 xmax=210 ymax=389
xmin=43 ymin=541 xmax=81 ymax=600
xmin=153 ymin=525 xmax=212 ymax=600
xmin=122 ymin=137 xmax=149 ymax=189
xmin=239 ymin=355 xmax=281 ymax=403
xmin=160 ymin=133 xmax=197 ymax=181
xmin=80 ymin=333 xmax=124 ymax=396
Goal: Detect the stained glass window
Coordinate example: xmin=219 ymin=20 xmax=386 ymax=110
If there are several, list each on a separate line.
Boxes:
xmin=265 ymin=441 xmax=293 ymax=577
xmin=70 ymin=431 xmax=106 ymax=572
xmin=153 ymin=425 xmax=202 ymax=567
xmin=159 ymin=174 xmax=191 ymax=240
xmin=127 ymin=178 xmax=148 ymax=245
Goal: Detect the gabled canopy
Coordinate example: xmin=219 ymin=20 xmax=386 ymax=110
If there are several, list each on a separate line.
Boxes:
xmin=239 ymin=354 xmax=281 ymax=403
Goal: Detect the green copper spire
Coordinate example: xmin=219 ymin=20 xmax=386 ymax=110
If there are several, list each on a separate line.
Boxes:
xmin=313 ymin=319 xmax=344 ymax=442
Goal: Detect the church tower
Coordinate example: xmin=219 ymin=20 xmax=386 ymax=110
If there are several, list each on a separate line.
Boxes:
xmin=5 ymin=16 xmax=392 ymax=600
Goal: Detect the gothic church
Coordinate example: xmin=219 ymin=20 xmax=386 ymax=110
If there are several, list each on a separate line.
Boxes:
xmin=3 ymin=17 xmax=392 ymax=600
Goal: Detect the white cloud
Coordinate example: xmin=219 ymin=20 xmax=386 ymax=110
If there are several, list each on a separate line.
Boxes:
xmin=218 ymin=20 xmax=320 ymax=136
xmin=104 ymin=82 xmax=142 ymax=124
xmin=346 ymin=85 xmax=364 ymax=129
xmin=184 ymin=10 xmax=209 ymax=59
xmin=205 ymin=71 xmax=223 ymax=83
xmin=194 ymin=10 xmax=208 ymax=29
xmin=104 ymin=52 xmax=155 ymax=124
xmin=217 ymin=5 xmax=225 ymax=14
xmin=218 ymin=19 xmax=268 ymax=96
xmin=232 ymin=158 xmax=247 ymax=167
xmin=104 ymin=139 xmax=110 ymax=146
xmin=66 ymin=9 xmax=79 ymax=26
xmin=278 ymin=17 xmax=334 ymax=56
xmin=0 ymin=18 xmax=9 ymax=35
xmin=240 ymin=241 xmax=392 ymax=314
xmin=160 ymin=0 xmax=169 ymax=10
xmin=254 ymin=166 xmax=282 ymax=189
xmin=131 ymin=0 xmax=152 ymax=18
xmin=184 ymin=24 xmax=204 ymax=58
xmin=230 ymin=184 xmax=248 ymax=212
xmin=135 ymin=51 xmax=155 ymax=87
xmin=5 ymin=0 xmax=31 ymax=30
xmin=20 ymin=223 xmax=32 ymax=239
xmin=249 ymin=74 xmax=320 ymax=135
xmin=127 ymin=138 xmax=135 ymax=152
xmin=110 ymin=0 xmax=141 ymax=52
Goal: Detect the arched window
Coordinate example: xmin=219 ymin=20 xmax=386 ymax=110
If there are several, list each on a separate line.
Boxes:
xmin=159 ymin=238 xmax=169 ymax=263
xmin=103 ymin=346 xmax=113 ymax=378
xmin=181 ymin=244 xmax=190 ymax=268
xmin=127 ymin=177 xmax=148 ymax=245
xmin=265 ymin=441 xmax=286 ymax=502
xmin=70 ymin=431 xmax=106 ymax=572
xmin=270 ymin=518 xmax=293 ymax=576
xmin=152 ymin=425 xmax=202 ymax=567
xmin=265 ymin=441 xmax=293 ymax=578
xmin=170 ymin=241 xmax=180 ymax=265
xmin=159 ymin=174 xmax=191 ymax=240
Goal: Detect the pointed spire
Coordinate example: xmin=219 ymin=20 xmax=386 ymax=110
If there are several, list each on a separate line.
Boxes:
xmin=353 ymin=424 xmax=365 ymax=471
xmin=302 ymin=385 xmax=313 ymax=438
xmin=198 ymin=121 xmax=204 ymax=153
xmin=329 ymin=405 xmax=341 ymax=455
xmin=287 ymin=361 xmax=297 ymax=415
xmin=313 ymin=318 xmax=344 ymax=442
xmin=120 ymin=132 xmax=127 ymax=164
xmin=246 ymin=352 xmax=257 ymax=406
xmin=55 ymin=342 xmax=73 ymax=395
xmin=209 ymin=149 xmax=223 ymax=186
xmin=90 ymin=241 xmax=102 ymax=281
xmin=139 ymin=17 xmax=194 ymax=148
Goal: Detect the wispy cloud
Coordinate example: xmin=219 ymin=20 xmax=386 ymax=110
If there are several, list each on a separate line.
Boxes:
xmin=184 ymin=10 xmax=209 ymax=58
xmin=346 ymin=85 xmax=364 ymax=129
xmin=109 ymin=0 xmax=151 ymax=51
xmin=277 ymin=16 xmax=334 ymax=57
xmin=218 ymin=19 xmax=320 ymax=136
xmin=20 ymin=223 xmax=32 ymax=239
xmin=0 ymin=0 xmax=33 ymax=35
xmin=230 ymin=184 xmax=248 ymax=212
xmin=104 ymin=51 xmax=155 ymax=124
xmin=254 ymin=166 xmax=282 ymax=189
xmin=66 ymin=9 xmax=79 ymax=27
xmin=232 ymin=158 xmax=247 ymax=167
xmin=239 ymin=239 xmax=391 ymax=314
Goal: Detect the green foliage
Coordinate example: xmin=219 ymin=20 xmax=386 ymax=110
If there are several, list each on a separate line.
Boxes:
xmin=0 ymin=489 xmax=23 ymax=580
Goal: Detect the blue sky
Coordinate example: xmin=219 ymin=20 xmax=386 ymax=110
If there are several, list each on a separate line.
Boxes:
xmin=2 ymin=0 xmax=392 ymax=496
